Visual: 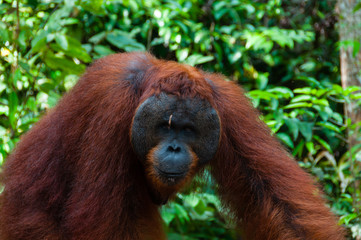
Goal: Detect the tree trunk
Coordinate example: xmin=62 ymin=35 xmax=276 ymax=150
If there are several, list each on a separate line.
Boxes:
xmin=337 ymin=0 xmax=361 ymax=220
xmin=338 ymin=0 xmax=361 ymax=130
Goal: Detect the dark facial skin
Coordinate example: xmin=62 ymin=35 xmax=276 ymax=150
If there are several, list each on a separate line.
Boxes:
xmin=131 ymin=93 xmax=220 ymax=185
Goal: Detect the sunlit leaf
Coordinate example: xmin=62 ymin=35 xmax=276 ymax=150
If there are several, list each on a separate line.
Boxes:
xmin=184 ymin=54 xmax=214 ymax=66
xmin=316 ymin=122 xmax=342 ymax=133
xmin=55 ymin=33 xmax=68 ymax=50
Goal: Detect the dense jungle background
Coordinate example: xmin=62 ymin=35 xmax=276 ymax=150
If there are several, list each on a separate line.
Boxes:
xmin=1 ymin=0 xmax=361 ymax=239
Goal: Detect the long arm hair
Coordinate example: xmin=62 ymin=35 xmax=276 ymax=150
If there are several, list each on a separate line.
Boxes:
xmin=207 ymin=73 xmax=345 ymax=240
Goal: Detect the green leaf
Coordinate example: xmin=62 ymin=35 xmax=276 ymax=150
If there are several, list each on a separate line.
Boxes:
xmin=339 ymin=213 xmax=358 ymax=225
xmin=268 ymin=87 xmax=294 ymax=98
xmin=298 ymin=121 xmax=314 ymax=142
xmin=229 ymin=51 xmax=242 ymax=64
xmin=316 ymin=122 xmax=342 ymax=133
xmin=89 ymin=32 xmax=106 ymax=44
xmin=39 ymin=79 xmax=55 ymax=93
xmin=266 ymin=28 xmax=294 ymax=48
xmin=332 ymin=112 xmax=343 ymax=124
xmin=50 ymin=36 xmax=91 ymax=63
xmin=174 ymin=203 xmax=189 ymax=223
xmin=31 ymin=30 xmax=48 ymax=53
xmin=183 ymin=195 xmax=200 ymax=207
xmin=318 ymin=109 xmax=330 ymax=121
xmin=48 ymin=91 xmax=61 ymax=108
xmin=344 ymin=86 xmax=361 ymax=95
xmin=12 ymin=68 xmax=21 ymax=87
xmin=166 ymin=233 xmax=189 ymax=240
xmin=80 ymin=0 xmax=106 ymax=15
xmin=61 ymin=18 xmax=79 ymax=26
xmin=18 ymin=30 xmax=27 ymax=49
xmin=26 ymin=97 xmax=37 ymax=112
xmin=244 ymin=32 xmax=273 ymax=52
xmin=0 ymin=21 xmax=9 ymax=42
xmin=0 ymin=104 xmax=8 ymax=115
xmin=184 ymin=54 xmax=214 ymax=66
xmin=161 ymin=209 xmax=175 ymax=225
xmin=293 ymin=139 xmax=305 ymax=158
xmin=202 ymin=193 xmax=221 ymax=209
xmin=283 ymin=102 xmax=312 ymax=109
xmin=312 ymin=98 xmax=329 ymax=106
xmin=8 ymin=92 xmax=19 ymax=129
xmin=249 ymin=90 xmax=278 ymax=101
xmin=294 ymin=87 xmax=312 ymax=94
xmin=194 ymin=199 xmax=207 ymax=215
xmin=176 ymin=49 xmax=189 ymax=62
xmin=296 ymin=76 xmax=321 ymax=87
xmin=305 ymin=141 xmax=316 ymax=155
xmin=214 ymin=8 xmax=229 ymax=20
xmin=277 ymin=133 xmax=294 ymax=148
xmin=55 ymin=33 xmax=68 ymax=50
xmin=353 ymin=3 xmax=361 ymax=13
xmin=313 ymin=135 xmax=332 ymax=153
xmin=331 ymin=84 xmax=344 ymax=94
xmin=44 ymin=51 xmax=85 ymax=74
xmin=0 ymin=82 xmax=6 ymax=94
xmin=94 ymin=45 xmax=115 ymax=57
xmin=291 ymin=95 xmax=312 ymax=103
xmin=300 ymin=61 xmax=316 ymax=72
xmin=64 ymin=75 xmax=79 ymax=91
xmin=352 ymin=41 xmax=360 ymax=57
xmin=284 ymin=118 xmax=299 ymax=140
xmin=256 ymin=73 xmax=268 ymax=90
xmin=106 ymin=30 xmax=145 ymax=51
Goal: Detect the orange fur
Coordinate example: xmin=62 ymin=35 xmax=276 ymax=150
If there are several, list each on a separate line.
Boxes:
xmin=0 ymin=52 xmax=344 ymax=239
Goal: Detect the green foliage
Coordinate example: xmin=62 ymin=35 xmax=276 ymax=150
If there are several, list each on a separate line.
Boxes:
xmin=162 ymin=179 xmax=238 ymax=240
xmin=1 ymin=0 xmax=360 ymax=238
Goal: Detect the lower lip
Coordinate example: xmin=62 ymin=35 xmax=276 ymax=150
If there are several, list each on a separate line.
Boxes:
xmin=155 ymin=167 xmax=186 ymax=178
